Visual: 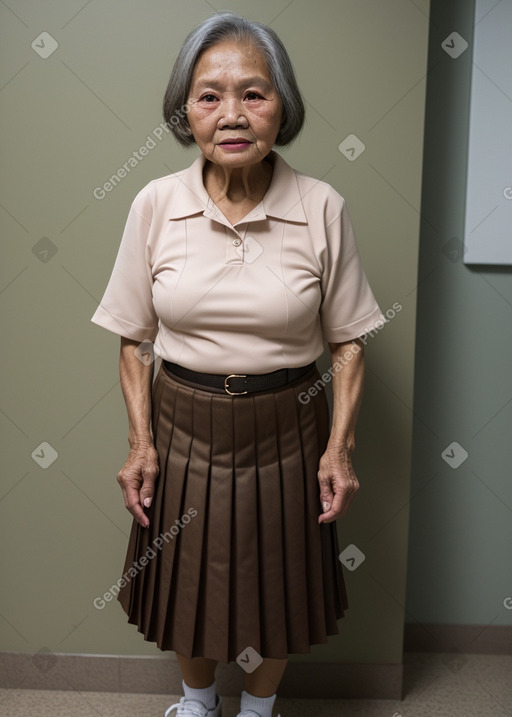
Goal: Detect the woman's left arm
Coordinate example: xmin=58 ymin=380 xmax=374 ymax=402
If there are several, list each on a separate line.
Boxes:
xmin=317 ymin=338 xmax=365 ymax=524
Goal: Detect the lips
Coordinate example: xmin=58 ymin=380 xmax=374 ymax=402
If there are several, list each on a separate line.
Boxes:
xmin=219 ymin=138 xmax=251 ymax=144
xmin=218 ymin=139 xmax=252 ymax=149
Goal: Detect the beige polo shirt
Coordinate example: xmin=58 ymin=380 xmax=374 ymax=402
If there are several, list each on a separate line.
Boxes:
xmin=91 ymin=150 xmax=384 ymax=373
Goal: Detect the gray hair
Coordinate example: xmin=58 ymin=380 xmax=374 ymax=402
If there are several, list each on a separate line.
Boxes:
xmin=163 ymin=12 xmax=305 ymax=147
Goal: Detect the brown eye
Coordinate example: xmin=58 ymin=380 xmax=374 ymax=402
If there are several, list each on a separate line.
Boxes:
xmin=245 ymin=92 xmax=263 ymax=100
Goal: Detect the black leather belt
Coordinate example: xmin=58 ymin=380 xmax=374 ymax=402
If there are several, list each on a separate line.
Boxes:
xmin=163 ymin=360 xmax=315 ymax=395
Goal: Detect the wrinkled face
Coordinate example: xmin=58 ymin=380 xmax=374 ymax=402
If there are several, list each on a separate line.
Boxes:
xmin=186 ymin=39 xmax=283 ymax=169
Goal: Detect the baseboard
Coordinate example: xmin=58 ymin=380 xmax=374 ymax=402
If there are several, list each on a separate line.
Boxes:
xmin=0 ymin=651 xmax=402 ymax=699
xmin=403 ymin=623 xmax=512 ymax=654
xmin=2 ymin=625 xmax=509 ymax=699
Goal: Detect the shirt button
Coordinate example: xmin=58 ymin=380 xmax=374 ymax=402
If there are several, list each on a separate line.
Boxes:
xmin=232 ymin=238 xmax=242 ymax=247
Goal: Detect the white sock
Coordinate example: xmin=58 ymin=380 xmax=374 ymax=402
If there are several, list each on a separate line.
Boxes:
xmin=240 ymin=689 xmax=276 ymax=717
xmin=182 ymin=678 xmax=217 ymax=710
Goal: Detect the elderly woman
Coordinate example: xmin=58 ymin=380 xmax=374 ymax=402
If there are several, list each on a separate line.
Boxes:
xmin=92 ymin=11 xmax=383 ymax=717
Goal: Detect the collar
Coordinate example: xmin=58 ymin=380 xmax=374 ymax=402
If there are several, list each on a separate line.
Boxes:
xmin=165 ymin=150 xmax=308 ymax=225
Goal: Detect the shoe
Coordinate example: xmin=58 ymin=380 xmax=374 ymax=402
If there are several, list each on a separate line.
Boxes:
xmin=236 ymin=711 xmax=264 ymax=717
xmin=165 ymin=694 xmax=222 ymax=717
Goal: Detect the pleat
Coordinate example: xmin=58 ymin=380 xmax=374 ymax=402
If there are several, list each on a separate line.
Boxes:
xmin=162 ymin=386 xmax=211 ymax=654
xmin=253 ymin=392 xmax=288 ymax=657
xmin=117 ymin=368 xmax=167 ymax=622
xmin=195 ymin=394 xmax=234 ymax=660
xmin=310 ymin=391 xmax=349 ymax=627
xmin=135 ymin=371 xmax=172 ymax=635
xmin=230 ymin=395 xmax=260 ymax=656
xmin=144 ymin=376 xmax=179 ymax=640
xmin=272 ymin=386 xmax=310 ymax=653
xmin=118 ymin=520 xmax=140 ymax=617
xmin=116 ymin=364 xmax=348 ymax=661
xmin=293 ymin=380 xmax=331 ymax=641
xmin=296 ymin=381 xmax=348 ymax=635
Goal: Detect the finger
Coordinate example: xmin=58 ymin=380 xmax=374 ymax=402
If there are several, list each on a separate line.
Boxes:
xmin=130 ymin=502 xmax=150 ymax=529
xmin=121 ymin=483 xmax=140 ymax=510
xmin=319 ymin=490 xmax=333 ymax=513
xmin=318 ymin=479 xmax=334 ymax=513
xmin=318 ymin=496 xmax=343 ymax=524
xmin=318 ymin=486 xmax=353 ymax=524
xmin=140 ymin=466 xmax=158 ymax=509
xmin=123 ymin=484 xmax=150 ymax=528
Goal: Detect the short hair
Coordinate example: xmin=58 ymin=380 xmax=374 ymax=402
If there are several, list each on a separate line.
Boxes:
xmin=163 ymin=12 xmax=305 ymax=147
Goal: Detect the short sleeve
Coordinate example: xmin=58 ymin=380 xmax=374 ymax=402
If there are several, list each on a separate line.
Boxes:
xmin=320 ymin=199 xmax=385 ymax=343
xmin=91 ymin=187 xmax=158 ymax=342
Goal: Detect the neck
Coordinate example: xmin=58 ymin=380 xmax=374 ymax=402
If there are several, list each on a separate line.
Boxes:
xmin=204 ymin=158 xmax=272 ymax=203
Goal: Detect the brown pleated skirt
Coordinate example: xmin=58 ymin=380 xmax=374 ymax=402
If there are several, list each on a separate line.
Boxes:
xmin=117 ymin=361 xmax=348 ymax=662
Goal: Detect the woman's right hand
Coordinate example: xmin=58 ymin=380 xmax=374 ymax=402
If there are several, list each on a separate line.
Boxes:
xmin=117 ymin=442 xmax=159 ymax=528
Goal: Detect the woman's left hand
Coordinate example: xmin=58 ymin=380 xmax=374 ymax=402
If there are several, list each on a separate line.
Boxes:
xmin=317 ymin=444 xmax=360 ymax=524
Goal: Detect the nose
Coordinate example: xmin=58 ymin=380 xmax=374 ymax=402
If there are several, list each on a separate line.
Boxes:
xmin=217 ymin=97 xmax=248 ymax=129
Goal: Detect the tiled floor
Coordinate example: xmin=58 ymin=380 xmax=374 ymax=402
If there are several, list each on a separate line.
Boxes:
xmin=0 ymin=653 xmax=510 ymax=716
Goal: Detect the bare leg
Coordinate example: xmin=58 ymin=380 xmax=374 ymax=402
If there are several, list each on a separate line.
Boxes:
xmin=244 ymin=657 xmax=288 ymax=697
xmin=176 ymin=653 xmax=218 ymax=688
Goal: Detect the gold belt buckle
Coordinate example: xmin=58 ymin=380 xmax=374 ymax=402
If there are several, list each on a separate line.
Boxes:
xmin=224 ymin=374 xmax=248 ymax=395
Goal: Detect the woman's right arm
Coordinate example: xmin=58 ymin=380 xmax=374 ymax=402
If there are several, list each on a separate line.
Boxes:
xmin=117 ymin=336 xmax=159 ymax=528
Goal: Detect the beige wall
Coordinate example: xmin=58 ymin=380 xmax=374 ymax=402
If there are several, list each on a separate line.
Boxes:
xmin=0 ymin=0 xmax=429 ymax=667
